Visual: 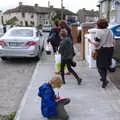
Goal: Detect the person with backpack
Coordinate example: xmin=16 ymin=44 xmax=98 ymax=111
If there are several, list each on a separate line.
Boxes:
xmin=47 ymin=20 xmax=61 ymax=53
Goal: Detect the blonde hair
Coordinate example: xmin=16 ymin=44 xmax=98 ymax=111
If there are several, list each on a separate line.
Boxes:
xmin=49 ymin=76 xmax=62 ymax=88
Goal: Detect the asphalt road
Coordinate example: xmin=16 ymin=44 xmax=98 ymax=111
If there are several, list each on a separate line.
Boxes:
xmin=0 ymin=58 xmax=37 ymax=115
xmin=0 ymin=32 xmax=49 ymax=115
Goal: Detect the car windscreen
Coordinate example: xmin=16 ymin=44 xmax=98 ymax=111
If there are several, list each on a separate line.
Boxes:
xmin=8 ymin=29 xmax=33 ymax=37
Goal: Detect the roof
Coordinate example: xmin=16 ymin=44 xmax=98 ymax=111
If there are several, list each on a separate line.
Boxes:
xmin=99 ymin=0 xmax=107 ymax=3
xmin=4 ymin=5 xmax=76 ymax=15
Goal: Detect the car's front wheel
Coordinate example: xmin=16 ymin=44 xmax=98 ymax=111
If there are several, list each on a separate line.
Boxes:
xmin=35 ymin=47 xmax=41 ymax=61
xmin=1 ymin=57 xmax=7 ymax=61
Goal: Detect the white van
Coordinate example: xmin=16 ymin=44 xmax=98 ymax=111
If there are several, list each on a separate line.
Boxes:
xmin=42 ymin=24 xmax=52 ymax=32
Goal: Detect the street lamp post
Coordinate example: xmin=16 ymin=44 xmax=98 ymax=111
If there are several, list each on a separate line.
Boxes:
xmin=61 ymin=0 xmax=63 ymax=20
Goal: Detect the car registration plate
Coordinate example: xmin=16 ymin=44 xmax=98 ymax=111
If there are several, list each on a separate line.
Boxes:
xmin=9 ymin=42 xmax=22 ymax=47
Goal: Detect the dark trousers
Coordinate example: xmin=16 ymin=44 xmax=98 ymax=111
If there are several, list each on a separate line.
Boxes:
xmin=98 ymin=67 xmax=107 ymax=82
xmin=97 ymin=47 xmax=114 ymax=82
xmin=60 ymin=59 xmax=80 ymax=84
xmin=51 ymin=43 xmax=59 ymax=53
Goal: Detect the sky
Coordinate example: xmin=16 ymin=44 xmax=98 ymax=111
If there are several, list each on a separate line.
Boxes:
xmin=0 ymin=0 xmax=99 ymax=13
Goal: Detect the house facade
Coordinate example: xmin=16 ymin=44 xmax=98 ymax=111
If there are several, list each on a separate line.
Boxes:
xmin=0 ymin=10 xmax=3 ymax=25
xmin=3 ymin=2 xmax=76 ymax=27
xmin=98 ymin=0 xmax=120 ymax=24
xmin=77 ymin=8 xmax=99 ymax=23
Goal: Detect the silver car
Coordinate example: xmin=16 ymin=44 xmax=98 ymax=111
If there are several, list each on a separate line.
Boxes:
xmin=0 ymin=27 xmax=44 ymax=60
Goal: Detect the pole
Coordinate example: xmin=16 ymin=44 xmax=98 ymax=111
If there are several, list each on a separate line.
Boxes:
xmin=61 ymin=0 xmax=63 ymax=20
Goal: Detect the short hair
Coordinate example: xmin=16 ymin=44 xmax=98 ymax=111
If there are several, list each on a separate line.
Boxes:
xmin=96 ymin=19 xmax=108 ymax=29
xmin=49 ymin=76 xmax=62 ymax=88
xmin=60 ymin=29 xmax=68 ymax=38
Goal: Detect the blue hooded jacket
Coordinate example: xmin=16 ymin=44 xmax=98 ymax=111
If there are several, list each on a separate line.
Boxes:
xmin=38 ymin=83 xmax=57 ymax=118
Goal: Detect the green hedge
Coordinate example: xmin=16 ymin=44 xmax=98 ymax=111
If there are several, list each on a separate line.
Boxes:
xmin=0 ymin=112 xmax=16 ymax=120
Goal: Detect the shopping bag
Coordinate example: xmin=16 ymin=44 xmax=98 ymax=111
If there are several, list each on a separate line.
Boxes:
xmin=109 ymin=58 xmax=116 ymax=72
xmin=45 ymin=42 xmax=52 ymax=55
xmin=55 ymin=52 xmax=67 ymax=72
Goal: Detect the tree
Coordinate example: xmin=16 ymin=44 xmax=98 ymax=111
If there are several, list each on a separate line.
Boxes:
xmin=6 ymin=17 xmax=18 ymax=25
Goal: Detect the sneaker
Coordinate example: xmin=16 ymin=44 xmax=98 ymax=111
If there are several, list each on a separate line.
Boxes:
xmin=100 ymin=78 xmax=103 ymax=82
xmin=77 ymin=78 xmax=82 ymax=85
xmin=54 ymin=71 xmax=61 ymax=74
xmin=102 ymin=80 xmax=109 ymax=88
xmin=65 ymin=72 xmax=72 ymax=75
xmin=63 ymin=81 xmax=66 ymax=84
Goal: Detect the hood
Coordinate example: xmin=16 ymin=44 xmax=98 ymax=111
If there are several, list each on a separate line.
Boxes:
xmin=38 ymin=83 xmax=51 ymax=97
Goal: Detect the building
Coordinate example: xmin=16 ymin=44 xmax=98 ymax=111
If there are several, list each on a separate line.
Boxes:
xmin=3 ymin=2 xmax=76 ymax=27
xmin=98 ymin=0 xmax=120 ymax=24
xmin=0 ymin=10 xmax=4 ymax=25
xmin=77 ymin=8 xmax=99 ymax=23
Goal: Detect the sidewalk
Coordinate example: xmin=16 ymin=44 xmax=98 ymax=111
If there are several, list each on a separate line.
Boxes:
xmin=14 ymin=44 xmax=120 ymax=120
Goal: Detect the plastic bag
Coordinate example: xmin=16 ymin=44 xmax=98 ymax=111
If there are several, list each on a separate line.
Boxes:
xmin=45 ymin=42 xmax=52 ymax=55
xmin=109 ymin=58 xmax=116 ymax=72
xmin=55 ymin=52 xmax=67 ymax=72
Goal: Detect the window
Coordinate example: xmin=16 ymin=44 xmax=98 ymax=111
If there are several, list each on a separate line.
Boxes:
xmin=20 ymin=21 xmax=23 ymax=26
xmin=25 ymin=21 xmax=28 ymax=26
xmin=22 ymin=13 xmax=25 ymax=18
xmin=31 ymin=14 xmax=34 ymax=18
xmin=8 ymin=29 xmax=33 ymax=37
xmin=30 ymin=21 xmax=34 ymax=26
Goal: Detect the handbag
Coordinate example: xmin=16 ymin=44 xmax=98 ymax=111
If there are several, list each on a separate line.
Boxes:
xmin=92 ymin=49 xmax=99 ymax=60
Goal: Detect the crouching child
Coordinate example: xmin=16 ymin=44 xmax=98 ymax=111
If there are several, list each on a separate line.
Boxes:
xmin=38 ymin=76 xmax=70 ymax=120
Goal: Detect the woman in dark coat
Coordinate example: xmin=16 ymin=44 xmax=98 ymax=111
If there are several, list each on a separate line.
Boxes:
xmin=47 ymin=20 xmax=61 ymax=53
xmin=58 ymin=29 xmax=82 ymax=85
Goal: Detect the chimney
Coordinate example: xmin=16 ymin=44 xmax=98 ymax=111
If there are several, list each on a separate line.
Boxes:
xmin=50 ymin=5 xmax=53 ymax=8
xmin=19 ymin=2 xmax=23 ymax=6
xmin=48 ymin=1 xmax=50 ymax=7
xmin=34 ymin=4 xmax=38 ymax=7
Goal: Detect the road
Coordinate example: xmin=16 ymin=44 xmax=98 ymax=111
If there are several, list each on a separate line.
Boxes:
xmin=0 ymin=58 xmax=37 ymax=115
xmin=0 ymin=32 xmax=49 ymax=115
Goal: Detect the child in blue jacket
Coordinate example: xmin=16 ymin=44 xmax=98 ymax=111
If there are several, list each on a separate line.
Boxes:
xmin=38 ymin=76 xmax=70 ymax=120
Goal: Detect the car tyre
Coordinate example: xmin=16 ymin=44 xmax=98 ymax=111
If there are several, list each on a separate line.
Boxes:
xmin=1 ymin=57 xmax=7 ymax=61
xmin=35 ymin=48 xmax=41 ymax=61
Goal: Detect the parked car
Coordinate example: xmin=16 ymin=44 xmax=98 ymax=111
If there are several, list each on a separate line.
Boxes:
xmin=0 ymin=27 xmax=44 ymax=61
xmin=42 ymin=24 xmax=52 ymax=32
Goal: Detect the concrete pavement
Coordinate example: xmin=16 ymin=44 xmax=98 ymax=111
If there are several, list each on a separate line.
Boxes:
xmin=14 ymin=44 xmax=120 ymax=120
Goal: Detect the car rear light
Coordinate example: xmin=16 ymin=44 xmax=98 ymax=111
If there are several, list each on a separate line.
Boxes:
xmin=25 ymin=41 xmax=37 ymax=46
xmin=0 ymin=40 xmax=6 ymax=46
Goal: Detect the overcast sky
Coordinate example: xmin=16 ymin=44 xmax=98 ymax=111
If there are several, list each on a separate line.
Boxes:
xmin=0 ymin=0 xmax=99 ymax=13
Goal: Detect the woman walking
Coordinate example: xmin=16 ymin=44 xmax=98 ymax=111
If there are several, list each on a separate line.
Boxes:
xmin=89 ymin=19 xmax=115 ymax=88
xmin=47 ymin=19 xmax=61 ymax=53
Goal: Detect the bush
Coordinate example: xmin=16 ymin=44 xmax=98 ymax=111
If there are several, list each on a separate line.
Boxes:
xmin=0 ymin=112 xmax=16 ymax=120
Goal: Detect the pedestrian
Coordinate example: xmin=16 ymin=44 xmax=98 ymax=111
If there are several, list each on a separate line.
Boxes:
xmin=58 ymin=29 xmax=82 ymax=85
xmin=88 ymin=19 xmax=115 ymax=88
xmin=38 ymin=76 xmax=70 ymax=120
xmin=3 ymin=24 xmax=7 ymax=33
xmin=59 ymin=20 xmax=73 ymax=42
xmin=59 ymin=20 xmax=74 ymax=75
xmin=47 ymin=19 xmax=61 ymax=53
